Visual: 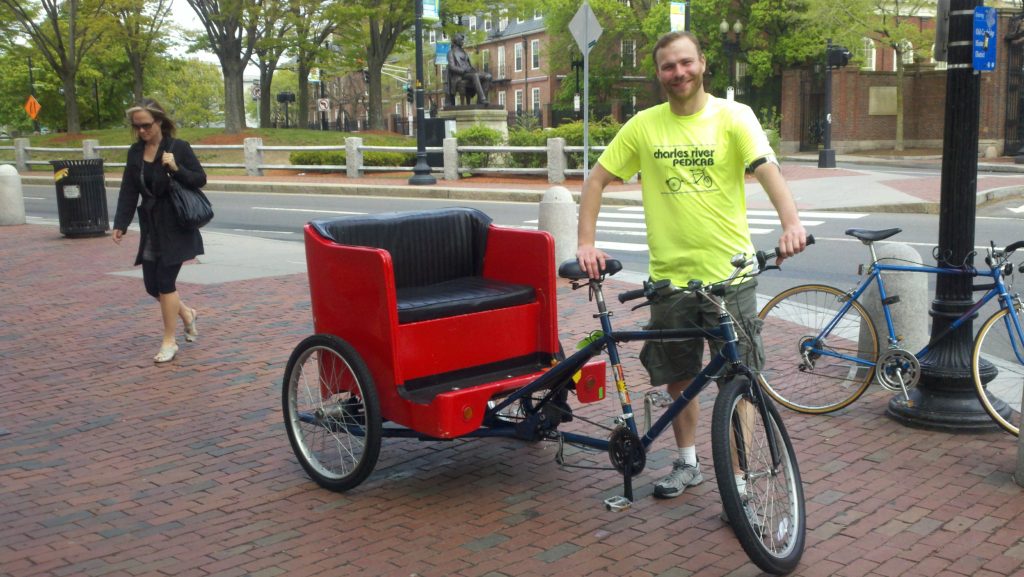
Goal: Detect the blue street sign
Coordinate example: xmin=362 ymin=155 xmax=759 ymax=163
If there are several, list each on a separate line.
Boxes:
xmin=973 ymin=6 xmax=997 ymax=72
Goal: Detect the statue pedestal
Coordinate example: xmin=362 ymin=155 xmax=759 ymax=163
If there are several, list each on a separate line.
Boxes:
xmin=437 ymin=107 xmax=509 ymax=141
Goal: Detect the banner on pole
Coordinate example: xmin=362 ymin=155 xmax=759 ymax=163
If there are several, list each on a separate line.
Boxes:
xmin=423 ymin=0 xmax=439 ymax=21
xmin=670 ymin=2 xmax=689 ymax=32
xmin=435 ymin=41 xmax=450 ymax=65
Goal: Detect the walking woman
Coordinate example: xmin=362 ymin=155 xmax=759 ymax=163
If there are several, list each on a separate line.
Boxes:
xmin=112 ymin=98 xmax=206 ymax=363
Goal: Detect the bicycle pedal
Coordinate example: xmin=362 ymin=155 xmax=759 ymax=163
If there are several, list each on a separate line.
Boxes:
xmin=604 ymin=495 xmax=632 ymax=512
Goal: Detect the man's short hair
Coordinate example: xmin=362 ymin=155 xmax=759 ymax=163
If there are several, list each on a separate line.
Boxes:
xmin=652 ymin=31 xmax=703 ymax=66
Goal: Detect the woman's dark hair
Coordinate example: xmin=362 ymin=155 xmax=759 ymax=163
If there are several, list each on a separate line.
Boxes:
xmin=125 ymin=98 xmax=177 ymax=139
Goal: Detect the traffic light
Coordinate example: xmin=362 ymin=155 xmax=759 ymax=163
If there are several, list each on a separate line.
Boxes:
xmin=406 ymin=86 xmax=414 ymax=103
xmin=362 ymin=69 xmax=369 ymax=83
xmin=827 ymin=45 xmax=852 ymax=68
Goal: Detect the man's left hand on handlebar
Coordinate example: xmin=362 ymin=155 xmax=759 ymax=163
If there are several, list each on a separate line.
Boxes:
xmin=776 ymin=225 xmax=808 ymax=265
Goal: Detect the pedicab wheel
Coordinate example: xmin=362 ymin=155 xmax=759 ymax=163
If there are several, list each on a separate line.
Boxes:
xmin=283 ymin=334 xmax=382 ymax=492
xmin=712 ymin=377 xmax=805 ymax=575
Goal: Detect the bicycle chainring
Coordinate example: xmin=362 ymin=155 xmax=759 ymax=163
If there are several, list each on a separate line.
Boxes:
xmin=608 ymin=426 xmax=646 ymax=476
xmin=875 ymin=348 xmax=920 ymax=391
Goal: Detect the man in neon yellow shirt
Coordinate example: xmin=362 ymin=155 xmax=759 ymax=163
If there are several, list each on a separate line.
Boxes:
xmin=576 ymin=31 xmax=807 ymax=499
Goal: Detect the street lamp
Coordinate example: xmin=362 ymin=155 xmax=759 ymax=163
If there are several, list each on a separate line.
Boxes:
xmin=408 ymin=0 xmax=436 ymax=185
xmin=719 ymin=19 xmax=742 ymax=101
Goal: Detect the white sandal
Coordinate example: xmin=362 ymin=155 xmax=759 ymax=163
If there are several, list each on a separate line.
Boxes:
xmin=184 ymin=308 xmax=198 ymax=342
xmin=154 ymin=343 xmax=178 ymax=363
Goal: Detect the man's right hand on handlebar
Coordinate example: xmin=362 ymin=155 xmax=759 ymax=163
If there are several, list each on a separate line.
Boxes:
xmin=577 ymin=244 xmax=611 ymax=280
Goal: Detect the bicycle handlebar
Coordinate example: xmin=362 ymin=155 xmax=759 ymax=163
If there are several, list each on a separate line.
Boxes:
xmin=618 ymin=235 xmax=815 ymax=304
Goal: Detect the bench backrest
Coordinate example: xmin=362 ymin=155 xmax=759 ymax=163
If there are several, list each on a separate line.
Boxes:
xmin=310 ymin=207 xmax=493 ymax=289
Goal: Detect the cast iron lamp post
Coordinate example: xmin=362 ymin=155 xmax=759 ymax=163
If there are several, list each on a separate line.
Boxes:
xmin=409 ymin=0 xmax=436 ymax=185
xmin=719 ymin=19 xmax=742 ymax=100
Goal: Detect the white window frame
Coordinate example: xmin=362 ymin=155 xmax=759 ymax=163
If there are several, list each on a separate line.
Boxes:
xmin=515 ymin=42 xmax=524 ymax=72
xmin=621 ymin=39 xmax=636 ymax=68
xmin=429 ymin=30 xmax=436 ymax=44
xmin=484 ymin=19 xmax=492 ymax=31
xmin=531 ymin=87 xmax=540 ymax=113
xmin=497 ymin=46 xmax=506 ymax=78
xmin=515 ymin=89 xmax=523 ymax=113
xmin=481 ymin=49 xmax=490 ymax=74
xmin=469 ymin=16 xmax=477 ymax=31
xmin=861 ymin=37 xmax=876 ymax=71
xmin=531 ymin=39 xmax=540 ymax=70
xmin=931 ymin=44 xmax=948 ymax=70
xmin=534 ymin=9 xmax=542 ymax=19
xmin=498 ymin=91 xmax=506 ymax=108
xmin=899 ymin=40 xmax=914 ymax=67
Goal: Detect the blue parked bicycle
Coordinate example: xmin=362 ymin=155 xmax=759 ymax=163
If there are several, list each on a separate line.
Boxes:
xmin=757 ymin=228 xmax=1024 ymax=436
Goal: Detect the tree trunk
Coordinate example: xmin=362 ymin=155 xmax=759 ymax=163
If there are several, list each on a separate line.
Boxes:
xmin=222 ymin=58 xmax=247 ymax=134
xmin=367 ymin=58 xmax=384 ymax=130
xmin=297 ymin=61 xmax=311 ymax=129
xmin=129 ymin=53 xmax=145 ymax=103
xmin=258 ymin=66 xmax=276 ymax=128
xmin=62 ymin=74 xmax=81 ymax=133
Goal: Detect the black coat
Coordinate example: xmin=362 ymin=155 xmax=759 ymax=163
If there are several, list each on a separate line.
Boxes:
xmin=113 ymin=137 xmax=207 ymax=266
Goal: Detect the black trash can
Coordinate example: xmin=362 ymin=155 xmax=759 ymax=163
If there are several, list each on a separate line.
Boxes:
xmin=51 ymin=159 xmax=109 ymax=237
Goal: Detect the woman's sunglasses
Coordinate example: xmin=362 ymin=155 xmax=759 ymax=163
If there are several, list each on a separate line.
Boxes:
xmin=132 ymin=122 xmax=155 ymax=131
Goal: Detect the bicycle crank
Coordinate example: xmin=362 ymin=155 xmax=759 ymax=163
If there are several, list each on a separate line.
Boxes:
xmin=875 ymin=348 xmax=920 ymax=395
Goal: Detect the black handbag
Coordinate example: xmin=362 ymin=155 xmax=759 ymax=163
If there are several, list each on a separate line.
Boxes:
xmin=167 ymin=141 xmax=214 ymax=229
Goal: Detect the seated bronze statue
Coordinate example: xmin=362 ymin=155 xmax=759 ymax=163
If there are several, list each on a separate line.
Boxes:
xmin=446 ymin=33 xmax=491 ymax=106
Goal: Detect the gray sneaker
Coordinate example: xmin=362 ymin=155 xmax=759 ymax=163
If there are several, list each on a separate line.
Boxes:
xmin=720 ymin=495 xmax=765 ymax=535
xmin=653 ymin=458 xmax=703 ymax=498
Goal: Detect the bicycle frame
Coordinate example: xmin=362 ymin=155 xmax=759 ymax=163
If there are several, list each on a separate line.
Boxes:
xmin=808 ymin=256 xmax=1024 ymax=369
xmin=483 ymin=279 xmax=780 ymax=466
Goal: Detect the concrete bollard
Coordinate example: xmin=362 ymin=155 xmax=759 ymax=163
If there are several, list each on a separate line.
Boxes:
xmin=14 ymin=138 xmax=29 ymax=172
xmin=443 ymin=137 xmax=459 ymax=181
xmin=345 ymin=137 xmax=363 ymax=178
xmin=0 ymin=165 xmax=26 ymax=226
xmin=547 ymin=137 xmax=566 ymax=184
xmin=82 ymin=139 xmax=100 ymax=160
xmin=538 ymin=185 xmax=577 ymax=268
xmin=244 ymin=137 xmax=263 ymax=176
xmin=859 ymin=242 xmax=929 ymax=362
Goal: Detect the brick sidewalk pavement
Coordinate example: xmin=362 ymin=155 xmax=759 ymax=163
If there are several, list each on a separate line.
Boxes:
xmin=2 ymin=224 xmax=1023 ymax=577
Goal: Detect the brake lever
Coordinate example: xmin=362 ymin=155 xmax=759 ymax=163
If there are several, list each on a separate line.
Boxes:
xmin=630 ymin=302 xmax=652 ymax=311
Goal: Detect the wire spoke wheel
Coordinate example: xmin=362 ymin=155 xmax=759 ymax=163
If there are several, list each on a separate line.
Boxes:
xmin=283 ymin=334 xmax=382 ymax=491
xmin=972 ymin=307 xmax=1024 ymax=436
xmin=758 ymin=284 xmax=878 ymax=413
xmin=712 ymin=377 xmax=805 ymax=574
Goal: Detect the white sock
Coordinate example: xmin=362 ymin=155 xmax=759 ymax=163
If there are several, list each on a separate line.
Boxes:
xmin=678 ymin=446 xmax=697 ymax=466
xmin=735 ymin=473 xmax=747 ymax=495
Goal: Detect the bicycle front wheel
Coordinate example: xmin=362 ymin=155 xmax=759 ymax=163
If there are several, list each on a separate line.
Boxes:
xmin=972 ymin=307 xmax=1024 ymax=436
xmin=712 ymin=377 xmax=805 ymax=575
xmin=758 ymin=284 xmax=878 ymax=413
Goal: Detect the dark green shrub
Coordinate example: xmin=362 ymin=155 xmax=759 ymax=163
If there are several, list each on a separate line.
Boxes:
xmin=551 ymin=117 xmax=622 ymax=169
xmin=365 ymin=151 xmax=415 ymax=167
xmin=453 ymin=125 xmax=503 ymax=169
xmin=288 ymin=149 xmax=414 ymax=168
xmin=507 ymin=128 xmax=547 ymax=168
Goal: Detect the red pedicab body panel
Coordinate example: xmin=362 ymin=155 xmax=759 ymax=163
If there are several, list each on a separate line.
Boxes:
xmin=303 ymin=209 xmax=562 ymax=438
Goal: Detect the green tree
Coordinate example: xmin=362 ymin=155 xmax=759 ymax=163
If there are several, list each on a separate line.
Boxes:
xmin=251 ymin=0 xmax=292 ymax=128
xmin=150 ymin=57 xmax=225 ymax=128
xmin=109 ymin=0 xmax=173 ymax=103
xmin=809 ymin=0 xmax=935 ymax=151
xmin=184 ymin=0 xmax=260 ymax=133
xmin=0 ymin=0 xmax=112 ymax=133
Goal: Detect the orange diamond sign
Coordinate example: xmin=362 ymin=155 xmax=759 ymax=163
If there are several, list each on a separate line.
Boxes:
xmin=24 ymin=95 xmax=41 ymax=120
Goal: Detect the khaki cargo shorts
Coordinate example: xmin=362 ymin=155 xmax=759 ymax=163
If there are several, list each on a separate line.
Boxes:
xmin=639 ymin=279 xmax=764 ymax=385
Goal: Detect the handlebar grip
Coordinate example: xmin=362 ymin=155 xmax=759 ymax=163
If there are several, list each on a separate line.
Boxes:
xmin=758 ymin=234 xmax=815 ymax=269
xmin=618 ymin=287 xmax=647 ymax=303
xmin=1006 ymin=240 xmax=1024 ymax=254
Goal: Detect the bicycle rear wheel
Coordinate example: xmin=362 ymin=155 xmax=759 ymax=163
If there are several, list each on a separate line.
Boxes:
xmin=972 ymin=307 xmax=1024 ymax=436
xmin=758 ymin=284 xmax=878 ymax=413
xmin=712 ymin=377 xmax=805 ymax=575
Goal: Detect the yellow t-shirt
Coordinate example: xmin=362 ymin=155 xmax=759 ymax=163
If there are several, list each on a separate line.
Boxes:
xmin=597 ymin=96 xmax=772 ymax=286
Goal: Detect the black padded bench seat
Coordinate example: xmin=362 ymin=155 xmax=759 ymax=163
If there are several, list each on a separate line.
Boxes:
xmin=310 ymin=208 xmax=536 ymax=324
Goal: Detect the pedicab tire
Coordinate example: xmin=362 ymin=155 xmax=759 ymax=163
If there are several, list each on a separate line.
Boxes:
xmin=283 ymin=334 xmax=382 ymax=492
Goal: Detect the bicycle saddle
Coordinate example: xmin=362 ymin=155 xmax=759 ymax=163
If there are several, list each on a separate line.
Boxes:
xmin=845 ymin=228 xmax=902 ymax=242
xmin=558 ymin=258 xmax=622 ymax=280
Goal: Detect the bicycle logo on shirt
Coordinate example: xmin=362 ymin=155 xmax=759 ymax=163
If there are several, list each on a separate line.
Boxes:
xmin=665 ymin=168 xmax=715 ymax=192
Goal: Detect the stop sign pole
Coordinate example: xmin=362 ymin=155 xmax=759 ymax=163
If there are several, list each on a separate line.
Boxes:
xmin=569 ymin=2 xmax=602 ymax=180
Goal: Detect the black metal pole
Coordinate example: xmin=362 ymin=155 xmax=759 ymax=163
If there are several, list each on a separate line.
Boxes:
xmin=27 ymin=57 xmax=40 ymax=133
xmin=818 ymin=39 xmax=837 ymax=168
xmin=887 ymin=0 xmax=996 ymax=431
xmin=320 ymin=78 xmax=327 ymax=131
xmin=409 ymin=0 xmax=436 ymax=185
xmin=93 ymin=79 xmax=100 ymax=130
